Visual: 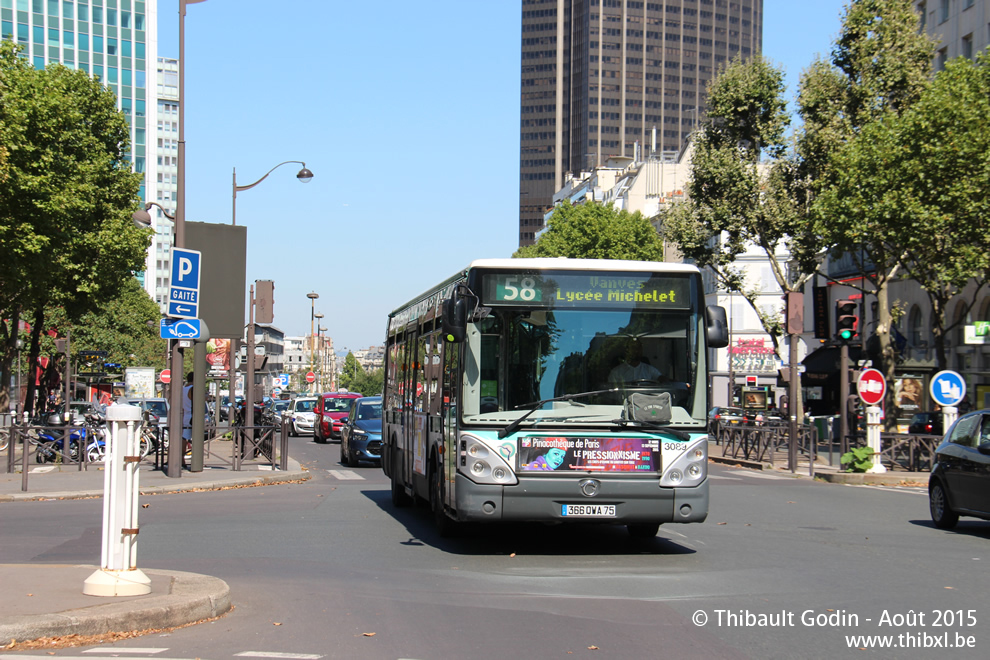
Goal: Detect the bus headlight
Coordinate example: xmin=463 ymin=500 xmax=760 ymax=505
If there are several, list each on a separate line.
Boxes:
xmin=459 ymin=434 xmax=518 ymax=485
xmin=660 ymin=437 xmax=708 ymax=488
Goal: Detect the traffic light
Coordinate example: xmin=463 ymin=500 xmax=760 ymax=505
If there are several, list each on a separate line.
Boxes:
xmin=835 ymin=299 xmax=858 ymax=341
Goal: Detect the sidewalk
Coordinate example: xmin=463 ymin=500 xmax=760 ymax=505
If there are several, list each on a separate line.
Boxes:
xmin=0 ymin=454 xmax=310 ymax=647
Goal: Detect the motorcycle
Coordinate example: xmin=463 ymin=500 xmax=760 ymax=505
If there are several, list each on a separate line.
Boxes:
xmin=35 ymin=413 xmax=85 ymax=463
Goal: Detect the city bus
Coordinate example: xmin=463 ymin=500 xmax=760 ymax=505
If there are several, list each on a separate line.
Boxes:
xmin=381 ymin=258 xmax=728 ymax=538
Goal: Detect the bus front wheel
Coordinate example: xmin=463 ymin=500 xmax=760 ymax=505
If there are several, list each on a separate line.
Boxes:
xmin=627 ymin=523 xmax=660 ymax=540
xmin=431 ymin=458 xmax=458 ymax=538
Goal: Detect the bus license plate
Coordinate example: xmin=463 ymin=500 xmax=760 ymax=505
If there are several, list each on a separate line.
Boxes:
xmin=561 ymin=504 xmax=616 ymax=517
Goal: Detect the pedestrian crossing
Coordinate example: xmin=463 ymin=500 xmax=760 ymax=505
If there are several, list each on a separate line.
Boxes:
xmin=326 ymin=469 xmax=365 ymax=480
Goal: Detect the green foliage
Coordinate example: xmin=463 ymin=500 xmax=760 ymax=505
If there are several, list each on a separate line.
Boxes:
xmin=513 ymin=201 xmax=664 ymax=261
xmin=0 ymin=41 xmax=149 ymax=409
xmin=45 ymin=278 xmax=166 ymax=370
xmin=337 ymin=353 xmax=383 ymax=396
xmin=660 ymin=56 xmax=803 ymax=354
xmin=840 ymin=445 xmax=876 ymax=473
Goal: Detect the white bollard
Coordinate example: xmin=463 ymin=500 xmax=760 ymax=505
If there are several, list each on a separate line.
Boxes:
xmin=941 ymin=406 xmax=958 ymax=435
xmin=84 ymin=404 xmax=151 ymax=596
xmin=866 ymin=405 xmax=887 ymax=474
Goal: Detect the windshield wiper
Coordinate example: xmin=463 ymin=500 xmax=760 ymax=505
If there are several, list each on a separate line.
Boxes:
xmin=497 ymin=388 xmax=619 ymax=439
xmin=610 ymin=418 xmax=691 ymax=442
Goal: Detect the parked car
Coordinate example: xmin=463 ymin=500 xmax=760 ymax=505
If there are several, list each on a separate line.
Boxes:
xmin=262 ymin=399 xmax=291 ymax=425
xmin=340 ymin=396 xmax=382 ymax=466
xmin=286 ymin=397 xmax=318 ymax=437
xmin=49 ymin=401 xmax=103 ymax=425
xmin=708 ymin=406 xmax=745 ymax=435
xmin=909 ymin=411 xmax=943 ymax=436
xmin=929 ymin=409 xmax=990 ymax=529
xmin=313 ymin=391 xmax=363 ymax=442
xmin=219 ymin=395 xmax=243 ymax=422
xmin=118 ymin=397 xmax=170 ymax=428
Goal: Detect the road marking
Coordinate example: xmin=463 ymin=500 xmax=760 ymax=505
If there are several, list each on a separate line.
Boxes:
xmin=327 ymin=469 xmax=364 ymax=480
xmin=709 ymin=474 xmax=743 ymax=481
xmin=82 ymin=650 xmax=170 ymax=654
xmin=235 ymin=654 xmax=324 ymax=659
xmin=3 ymin=656 xmax=196 ymax=660
xmin=727 ymin=470 xmax=790 ymax=480
xmin=30 ymin=466 xmax=56 ymax=473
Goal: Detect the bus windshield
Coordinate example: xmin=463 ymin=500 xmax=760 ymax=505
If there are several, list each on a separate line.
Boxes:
xmin=461 ymin=304 xmax=705 ymax=428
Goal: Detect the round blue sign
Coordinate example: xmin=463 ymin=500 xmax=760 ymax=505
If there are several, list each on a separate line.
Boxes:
xmin=929 ymin=370 xmax=966 ymax=407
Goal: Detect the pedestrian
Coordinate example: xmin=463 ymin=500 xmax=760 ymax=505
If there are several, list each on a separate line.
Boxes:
xmin=182 ymin=372 xmax=194 ymax=456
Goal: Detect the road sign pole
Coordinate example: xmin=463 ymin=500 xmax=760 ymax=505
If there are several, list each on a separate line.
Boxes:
xmin=246 ymin=284 xmax=256 ymax=432
xmin=942 ymin=406 xmax=958 ymax=433
xmin=866 ymin=405 xmax=886 ymax=473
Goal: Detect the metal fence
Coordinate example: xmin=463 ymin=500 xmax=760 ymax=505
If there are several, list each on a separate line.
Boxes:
xmin=2 ymin=415 xmax=289 ymax=492
xmin=715 ymin=420 xmax=819 ymax=470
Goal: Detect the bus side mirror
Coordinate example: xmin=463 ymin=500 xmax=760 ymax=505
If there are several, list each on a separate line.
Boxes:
xmin=706 ymin=305 xmax=729 ymax=348
xmin=442 ymin=297 xmax=467 ymax=343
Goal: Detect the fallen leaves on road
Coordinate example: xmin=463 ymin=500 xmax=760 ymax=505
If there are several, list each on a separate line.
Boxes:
xmin=273 ymin=622 xmax=282 ymax=626
xmin=363 ymin=632 xmax=376 ymax=637
xmin=1 ymin=607 xmax=233 ymax=651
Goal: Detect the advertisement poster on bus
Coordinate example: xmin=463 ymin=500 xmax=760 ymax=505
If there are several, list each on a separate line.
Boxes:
xmin=206 ymin=338 xmax=230 ymax=378
xmin=518 ymin=436 xmax=659 ymax=472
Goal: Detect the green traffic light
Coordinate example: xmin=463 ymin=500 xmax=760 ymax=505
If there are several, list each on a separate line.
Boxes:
xmin=839 ymin=329 xmax=854 ymax=340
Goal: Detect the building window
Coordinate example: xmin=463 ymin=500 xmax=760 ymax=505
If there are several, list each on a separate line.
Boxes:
xmin=939 ymin=0 xmax=948 ymax=23
xmin=936 ymin=47 xmax=948 ymax=71
xmin=962 ymin=34 xmax=973 ymax=59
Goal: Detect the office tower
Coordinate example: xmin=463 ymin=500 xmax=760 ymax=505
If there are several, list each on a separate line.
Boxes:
xmin=1 ymin=0 xmax=157 ymax=285
xmin=519 ymin=0 xmax=763 ymax=245
xmin=152 ymin=55 xmax=177 ymax=309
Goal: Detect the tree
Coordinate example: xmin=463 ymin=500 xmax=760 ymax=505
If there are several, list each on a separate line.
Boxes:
xmin=800 ymin=0 xmax=937 ymax=421
xmin=513 ymin=201 xmax=664 ymax=261
xmin=814 ymin=54 xmax=990 ymax=371
xmin=337 ymin=353 xmax=364 ymax=393
xmin=661 ymin=55 xmax=811 ymax=356
xmin=0 ymin=42 xmax=149 ymax=412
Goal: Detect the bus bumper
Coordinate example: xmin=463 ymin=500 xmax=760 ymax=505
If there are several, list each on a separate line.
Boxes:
xmin=453 ymin=473 xmax=708 ymax=524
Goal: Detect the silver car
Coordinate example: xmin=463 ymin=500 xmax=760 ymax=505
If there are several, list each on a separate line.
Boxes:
xmin=287 ymin=397 xmax=318 ymax=436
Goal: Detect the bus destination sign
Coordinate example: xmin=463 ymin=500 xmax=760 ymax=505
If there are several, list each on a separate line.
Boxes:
xmin=483 ymin=273 xmax=691 ymax=309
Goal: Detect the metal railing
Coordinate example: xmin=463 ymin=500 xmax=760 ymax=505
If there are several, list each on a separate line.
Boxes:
xmin=715 ymin=419 xmax=819 ymax=470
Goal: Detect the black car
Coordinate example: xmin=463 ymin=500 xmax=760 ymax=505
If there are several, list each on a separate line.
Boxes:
xmin=909 ymin=411 xmax=943 ymax=436
xmin=929 ymin=410 xmax=990 ymax=529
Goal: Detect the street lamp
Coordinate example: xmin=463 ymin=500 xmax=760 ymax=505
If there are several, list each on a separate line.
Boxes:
xmin=314 ymin=312 xmax=325 ymax=391
xmin=307 ymin=293 xmax=319 ymax=392
xmin=232 ymin=161 xmax=314 ymax=226
xmin=131 ymin=201 xmax=175 ymax=229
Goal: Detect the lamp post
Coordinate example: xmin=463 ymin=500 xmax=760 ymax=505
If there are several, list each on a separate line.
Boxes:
xmin=314 ymin=312 xmax=325 ymax=391
xmin=232 ymin=161 xmax=313 ymax=226
xmin=307 ymin=293 xmax=319 ymax=392
xmin=232 ymin=163 xmax=314 ymax=420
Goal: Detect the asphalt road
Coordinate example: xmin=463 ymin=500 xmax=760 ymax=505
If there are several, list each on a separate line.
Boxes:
xmin=2 ymin=435 xmax=988 ymax=660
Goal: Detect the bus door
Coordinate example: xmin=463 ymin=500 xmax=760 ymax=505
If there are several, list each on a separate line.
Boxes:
xmin=440 ymin=333 xmax=459 ymax=506
xmin=397 ymin=329 xmax=415 ymax=486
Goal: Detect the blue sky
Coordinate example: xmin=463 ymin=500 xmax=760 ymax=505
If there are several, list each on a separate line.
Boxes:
xmin=157 ymin=0 xmax=847 ymax=356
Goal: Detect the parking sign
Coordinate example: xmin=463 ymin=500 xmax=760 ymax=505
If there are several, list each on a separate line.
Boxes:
xmin=168 ymin=248 xmax=202 ymax=319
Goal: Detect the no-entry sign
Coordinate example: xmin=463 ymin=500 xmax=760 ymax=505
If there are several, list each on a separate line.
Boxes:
xmin=305 ymin=371 xmax=316 ymax=383
xmin=160 ymin=369 xmax=171 ymax=384
xmin=857 ymin=368 xmax=886 ymax=406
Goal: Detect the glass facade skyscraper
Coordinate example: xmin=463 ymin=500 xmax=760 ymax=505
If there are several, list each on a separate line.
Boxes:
xmin=519 ymin=0 xmax=763 ymax=245
xmin=1 ymin=0 xmax=157 ymax=288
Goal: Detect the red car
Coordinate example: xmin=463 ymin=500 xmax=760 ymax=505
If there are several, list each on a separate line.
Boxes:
xmin=313 ymin=392 xmax=362 ymax=443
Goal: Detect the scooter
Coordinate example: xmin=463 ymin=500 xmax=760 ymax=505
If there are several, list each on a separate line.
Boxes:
xmin=35 ymin=414 xmax=85 ymax=463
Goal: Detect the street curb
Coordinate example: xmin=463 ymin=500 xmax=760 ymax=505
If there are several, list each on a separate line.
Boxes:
xmin=710 ymin=455 xmax=929 ymax=486
xmin=0 ymin=469 xmax=311 ymax=503
xmin=813 ymin=471 xmax=929 ymax=486
xmin=0 ymin=567 xmax=231 ymax=643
